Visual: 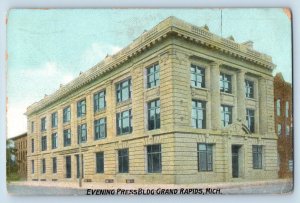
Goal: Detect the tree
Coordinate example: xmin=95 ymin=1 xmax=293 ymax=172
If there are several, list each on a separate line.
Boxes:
xmin=6 ymin=139 xmax=18 ymax=182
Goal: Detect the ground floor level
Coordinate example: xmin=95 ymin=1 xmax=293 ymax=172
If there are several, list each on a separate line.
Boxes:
xmin=27 ymin=132 xmax=278 ymax=184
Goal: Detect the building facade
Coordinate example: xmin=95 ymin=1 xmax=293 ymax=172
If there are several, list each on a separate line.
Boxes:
xmin=26 ymin=17 xmax=278 ymax=184
xmin=274 ymin=73 xmax=293 ymax=178
xmin=11 ymin=133 xmax=27 ymax=180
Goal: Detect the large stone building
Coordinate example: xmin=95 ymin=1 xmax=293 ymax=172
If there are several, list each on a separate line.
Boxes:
xmin=26 ymin=17 xmax=278 ymax=184
xmin=273 ymin=73 xmax=293 ymax=178
xmin=11 ymin=133 xmax=27 ymax=180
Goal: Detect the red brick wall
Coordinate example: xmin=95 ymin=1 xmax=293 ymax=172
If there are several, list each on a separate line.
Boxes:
xmin=273 ymin=73 xmax=293 ymax=178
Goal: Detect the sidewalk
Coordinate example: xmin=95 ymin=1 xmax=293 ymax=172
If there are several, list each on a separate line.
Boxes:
xmin=9 ymin=178 xmax=293 ymax=190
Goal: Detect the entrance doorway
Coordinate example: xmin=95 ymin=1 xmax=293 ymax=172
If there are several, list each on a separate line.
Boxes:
xmin=76 ymin=154 xmax=84 ymax=179
xmin=231 ymin=145 xmax=241 ymax=178
xmin=66 ymin=156 xmax=71 ymax=178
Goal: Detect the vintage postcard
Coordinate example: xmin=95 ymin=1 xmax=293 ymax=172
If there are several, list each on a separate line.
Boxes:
xmin=6 ymin=8 xmax=293 ymax=195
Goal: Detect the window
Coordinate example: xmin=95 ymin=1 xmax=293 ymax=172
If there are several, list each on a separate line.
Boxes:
xmin=94 ymin=118 xmax=107 ymax=140
xmin=285 ymin=101 xmax=289 ymax=117
xmin=51 ymin=112 xmax=58 ymax=128
xmin=147 ymin=64 xmax=160 ymax=88
xmin=116 ymin=79 xmax=131 ymax=103
xmin=66 ymin=156 xmax=71 ymax=178
xmin=63 ymin=106 xmax=71 ymax=123
xmin=192 ymin=100 xmax=206 ymax=129
xmin=31 ymin=160 xmax=34 ymax=174
xmin=63 ymin=129 xmax=71 ymax=147
xmin=221 ymin=105 xmax=232 ymax=127
xmin=286 ymin=126 xmax=290 ymax=136
xmin=252 ymin=145 xmax=263 ymax=169
xmin=246 ymin=109 xmax=255 ymax=133
xmin=77 ymin=124 xmax=87 ymax=144
xmin=77 ymin=99 xmax=86 ymax=118
xmin=190 ymin=64 xmax=205 ymax=88
xmin=41 ymin=117 xmax=46 ymax=132
xmin=51 ymin=133 xmax=58 ymax=149
xmin=147 ymin=144 xmax=161 ymax=173
xmin=96 ymin=152 xmax=104 ymax=173
xmin=94 ymin=90 xmax=106 ymax=112
xmin=41 ymin=159 xmax=46 ymax=174
xmin=277 ymin=124 xmax=282 ymax=136
xmin=118 ymin=149 xmax=129 ymax=173
xmin=31 ymin=139 xmax=34 ymax=153
xmin=220 ymin=73 xmax=232 ymax=93
xmin=41 ymin=136 xmax=47 ymax=151
xmin=52 ymin=157 xmax=57 ymax=174
xmin=31 ymin=121 xmax=34 ymax=133
xmin=116 ymin=109 xmax=132 ymax=135
xmin=245 ymin=80 xmax=254 ymax=98
xmin=148 ymin=99 xmax=160 ymax=130
xmin=276 ymin=99 xmax=281 ymax=116
xmin=198 ymin=143 xmax=213 ymax=171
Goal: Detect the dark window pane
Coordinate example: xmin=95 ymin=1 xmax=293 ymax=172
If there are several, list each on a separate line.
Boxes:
xmin=147 ymin=144 xmax=161 ymax=173
xmin=191 ymin=100 xmax=206 ymax=129
xmin=116 ymin=109 xmax=132 ymax=135
xmin=96 ymin=152 xmax=104 ymax=173
xmin=190 ymin=64 xmax=205 ymax=88
xmin=147 ymin=64 xmax=160 ymax=88
xmin=148 ymin=100 xmax=160 ymax=130
xmin=118 ymin=149 xmax=129 ymax=173
xmin=198 ymin=144 xmax=213 ymax=171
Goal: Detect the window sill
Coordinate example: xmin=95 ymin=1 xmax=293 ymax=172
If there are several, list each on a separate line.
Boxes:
xmin=246 ymin=97 xmax=257 ymax=102
xmin=197 ymin=170 xmax=214 ymax=173
xmin=146 ymin=85 xmax=159 ymax=91
xmin=190 ymin=86 xmax=208 ymax=91
xmin=95 ymin=137 xmax=107 ymax=141
xmin=63 ymin=122 xmax=71 ymax=126
xmin=117 ymin=132 xmax=132 ymax=136
xmin=77 ymin=115 xmax=86 ymax=119
xmin=116 ymin=99 xmax=132 ymax=107
xmin=220 ymin=92 xmax=234 ymax=97
xmin=94 ymin=108 xmax=106 ymax=116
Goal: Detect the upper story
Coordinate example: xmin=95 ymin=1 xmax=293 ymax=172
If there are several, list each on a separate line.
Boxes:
xmin=26 ymin=17 xmax=276 ymax=154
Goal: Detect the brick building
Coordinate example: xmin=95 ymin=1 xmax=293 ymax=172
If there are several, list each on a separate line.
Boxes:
xmin=11 ymin=133 xmax=27 ymax=180
xmin=26 ymin=17 xmax=278 ymax=184
xmin=274 ymin=73 xmax=293 ymax=178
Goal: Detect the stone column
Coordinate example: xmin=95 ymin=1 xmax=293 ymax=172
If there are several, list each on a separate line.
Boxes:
xmin=210 ymin=61 xmax=221 ymax=130
xmin=236 ymin=70 xmax=246 ymax=124
xmin=258 ymin=77 xmax=267 ymax=135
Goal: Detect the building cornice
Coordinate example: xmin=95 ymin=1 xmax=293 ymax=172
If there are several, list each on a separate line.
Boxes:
xmin=26 ymin=16 xmax=276 ymax=116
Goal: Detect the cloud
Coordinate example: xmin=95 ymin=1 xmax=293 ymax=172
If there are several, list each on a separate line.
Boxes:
xmin=21 ymin=62 xmax=60 ymax=77
xmin=7 ymin=99 xmax=34 ymax=139
xmin=7 ymin=42 xmax=121 ymax=138
xmin=80 ymin=42 xmax=121 ymax=70
xmin=7 ymin=62 xmax=76 ymax=138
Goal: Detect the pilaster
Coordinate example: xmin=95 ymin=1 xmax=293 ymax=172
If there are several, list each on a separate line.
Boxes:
xmin=237 ymin=70 xmax=246 ymax=123
xmin=258 ymin=77 xmax=267 ymax=135
xmin=210 ymin=61 xmax=221 ymax=130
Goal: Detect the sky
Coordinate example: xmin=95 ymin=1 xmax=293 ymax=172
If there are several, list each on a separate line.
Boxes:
xmin=7 ymin=9 xmax=292 ymax=138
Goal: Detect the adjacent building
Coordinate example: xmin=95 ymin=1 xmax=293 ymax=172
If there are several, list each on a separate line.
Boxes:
xmin=11 ymin=133 xmax=27 ymax=180
xmin=26 ymin=17 xmax=278 ymax=184
xmin=274 ymin=73 xmax=293 ymax=178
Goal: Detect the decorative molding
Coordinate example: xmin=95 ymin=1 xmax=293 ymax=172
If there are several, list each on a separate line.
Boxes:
xmin=26 ymin=16 xmax=275 ymax=116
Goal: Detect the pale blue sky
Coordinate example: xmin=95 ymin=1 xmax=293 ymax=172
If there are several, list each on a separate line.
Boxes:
xmin=7 ymin=9 xmax=292 ymax=138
